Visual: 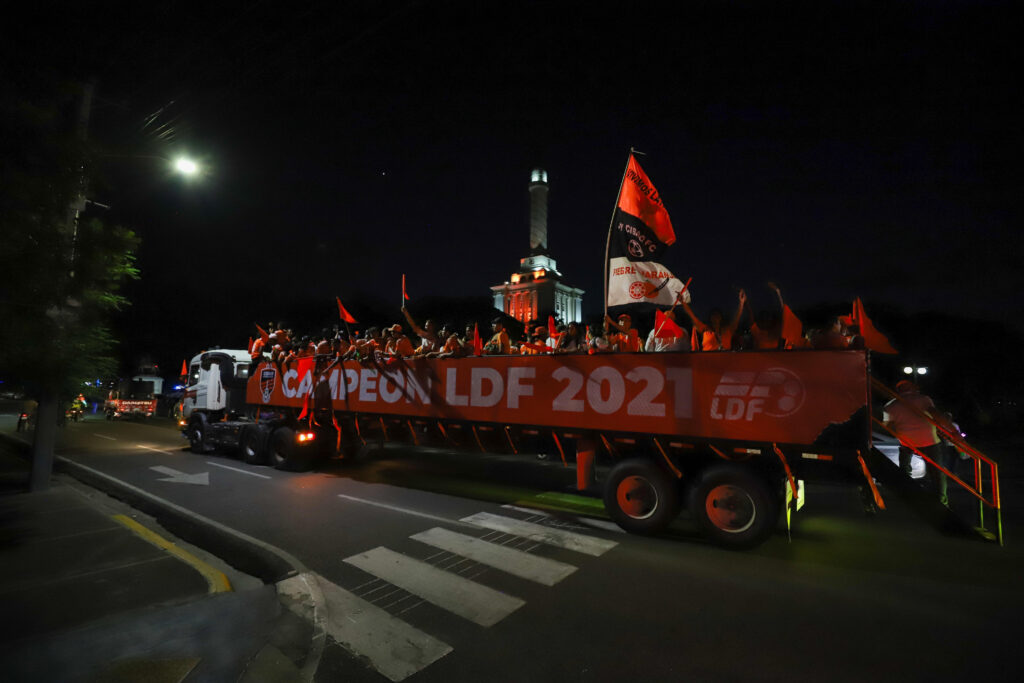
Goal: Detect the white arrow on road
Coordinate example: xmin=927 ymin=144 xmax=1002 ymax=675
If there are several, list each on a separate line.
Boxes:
xmin=150 ymin=465 xmax=209 ymax=485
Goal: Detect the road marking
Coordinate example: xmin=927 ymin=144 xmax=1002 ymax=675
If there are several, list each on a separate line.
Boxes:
xmin=150 ymin=465 xmax=210 ymax=486
xmin=138 ymin=444 xmax=176 ymax=455
xmin=411 ymin=527 xmax=577 ymax=586
xmin=94 ymin=434 xmax=116 ymax=441
xmin=111 ymin=514 xmax=231 ymax=593
xmin=460 ymin=512 xmax=618 ymax=556
xmin=206 ymin=461 xmax=272 ymax=479
xmin=344 ymin=546 xmax=525 ymax=627
xmin=312 ymin=573 xmax=451 ymax=682
xmin=336 ymin=494 xmax=480 ymax=530
xmin=500 ymin=504 xmax=626 ymax=534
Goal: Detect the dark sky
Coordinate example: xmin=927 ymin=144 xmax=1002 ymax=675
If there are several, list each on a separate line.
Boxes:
xmin=11 ymin=1 xmax=1021 ymax=372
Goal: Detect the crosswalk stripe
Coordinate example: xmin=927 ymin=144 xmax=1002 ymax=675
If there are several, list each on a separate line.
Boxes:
xmin=410 ymin=527 xmax=577 ymax=587
xmin=344 ymin=546 xmax=525 ymax=627
xmin=315 ymin=574 xmax=452 ymax=682
xmin=459 ymin=512 xmax=618 ymax=556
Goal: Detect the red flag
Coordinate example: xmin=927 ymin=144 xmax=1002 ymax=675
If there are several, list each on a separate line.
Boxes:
xmin=402 ymin=274 xmax=410 ymax=301
xmin=617 ymin=154 xmax=675 ymax=246
xmin=473 ymin=323 xmax=482 ymax=356
xmin=254 ymin=323 xmax=271 ymax=344
xmin=247 ymin=337 xmax=254 ymax=354
xmin=781 ymin=305 xmax=803 ymax=347
xmin=180 ymin=359 xmax=188 ymax=376
xmin=852 ymin=298 xmax=897 ymax=354
xmin=654 ymin=310 xmax=684 ymax=338
xmin=336 ymin=297 xmax=358 ymax=323
xmin=547 ymin=315 xmax=560 ymax=339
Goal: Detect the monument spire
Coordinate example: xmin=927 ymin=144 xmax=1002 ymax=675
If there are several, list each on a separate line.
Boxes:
xmin=528 ymin=168 xmax=548 ymax=253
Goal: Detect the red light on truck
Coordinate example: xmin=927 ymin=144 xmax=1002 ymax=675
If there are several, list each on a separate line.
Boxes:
xmin=297 ymin=432 xmax=316 ymax=443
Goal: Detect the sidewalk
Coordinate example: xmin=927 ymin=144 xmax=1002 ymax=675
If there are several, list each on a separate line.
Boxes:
xmin=0 ymin=438 xmax=311 ymax=682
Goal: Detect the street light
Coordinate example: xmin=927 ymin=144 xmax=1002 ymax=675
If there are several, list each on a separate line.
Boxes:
xmin=173 ymin=157 xmax=199 ymax=176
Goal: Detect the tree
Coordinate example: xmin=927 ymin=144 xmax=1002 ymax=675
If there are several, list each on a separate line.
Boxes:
xmin=1 ymin=74 xmax=140 ymax=491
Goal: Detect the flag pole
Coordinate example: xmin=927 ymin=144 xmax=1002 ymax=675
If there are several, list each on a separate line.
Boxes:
xmin=603 ymin=148 xmax=637 ymax=323
xmin=654 ymin=277 xmax=692 ymax=337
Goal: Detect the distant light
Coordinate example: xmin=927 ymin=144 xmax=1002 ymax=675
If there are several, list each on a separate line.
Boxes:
xmin=903 ymin=366 xmax=914 ymax=375
xmin=174 ymin=157 xmax=199 ymax=175
xmin=916 ymin=367 xmax=928 ymax=375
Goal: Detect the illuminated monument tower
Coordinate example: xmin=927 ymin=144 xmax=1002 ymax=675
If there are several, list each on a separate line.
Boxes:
xmin=491 ymin=169 xmax=584 ymax=325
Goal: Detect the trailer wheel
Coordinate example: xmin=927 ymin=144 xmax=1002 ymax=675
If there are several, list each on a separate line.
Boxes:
xmin=603 ymin=458 xmax=680 ymax=535
xmin=240 ymin=426 xmax=267 ymax=465
xmin=691 ymin=464 xmax=779 ymax=550
xmin=268 ymin=427 xmax=295 ymax=469
xmin=188 ymin=414 xmax=209 ymax=454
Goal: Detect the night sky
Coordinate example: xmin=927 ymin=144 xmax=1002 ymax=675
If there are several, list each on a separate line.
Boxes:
xmin=10 ymin=1 xmax=1021 ymax=374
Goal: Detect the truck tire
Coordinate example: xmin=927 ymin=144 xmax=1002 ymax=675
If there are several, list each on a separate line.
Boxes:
xmin=240 ymin=426 xmax=267 ymax=465
xmin=268 ymin=427 xmax=295 ymax=469
xmin=603 ymin=458 xmax=680 ymax=535
xmin=690 ymin=463 xmax=779 ymax=550
xmin=188 ymin=414 xmax=209 ymax=454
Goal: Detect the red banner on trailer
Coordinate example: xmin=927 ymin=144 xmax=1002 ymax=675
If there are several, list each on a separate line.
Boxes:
xmin=247 ymin=351 xmax=869 ymax=445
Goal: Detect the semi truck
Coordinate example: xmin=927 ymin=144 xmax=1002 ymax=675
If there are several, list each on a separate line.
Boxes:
xmin=180 ymin=346 xmax=942 ymax=549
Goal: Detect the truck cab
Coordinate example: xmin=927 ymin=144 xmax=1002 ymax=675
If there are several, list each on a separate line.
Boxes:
xmin=181 ymin=349 xmax=252 ymax=420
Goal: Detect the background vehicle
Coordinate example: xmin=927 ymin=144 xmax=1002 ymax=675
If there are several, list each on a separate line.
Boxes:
xmin=104 ymin=380 xmax=157 ymax=420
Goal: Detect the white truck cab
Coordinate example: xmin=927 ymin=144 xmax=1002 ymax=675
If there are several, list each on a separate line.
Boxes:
xmin=182 ymin=349 xmax=252 ymax=419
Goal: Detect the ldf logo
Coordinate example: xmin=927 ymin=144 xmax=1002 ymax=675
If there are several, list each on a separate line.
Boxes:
xmin=710 ymin=368 xmax=805 ymax=421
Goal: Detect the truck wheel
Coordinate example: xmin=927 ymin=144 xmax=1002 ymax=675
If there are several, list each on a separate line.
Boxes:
xmin=603 ymin=458 xmax=680 ymax=535
xmin=240 ymin=427 xmax=267 ymax=465
xmin=188 ymin=414 xmax=209 ymax=454
xmin=268 ymin=427 xmax=294 ymax=469
xmin=690 ymin=464 xmax=779 ymax=550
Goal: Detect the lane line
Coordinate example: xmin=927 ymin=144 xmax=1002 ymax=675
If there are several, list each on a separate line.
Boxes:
xmin=111 ymin=514 xmax=231 ymax=593
xmin=94 ymin=434 xmax=117 ymax=441
xmin=336 ymin=494 xmax=480 ymax=530
xmin=344 ymin=546 xmax=525 ymax=627
xmin=411 ymin=527 xmax=577 ymax=586
xmin=206 ymin=461 xmax=272 ymax=479
xmin=460 ymin=512 xmax=618 ymax=556
xmin=313 ymin=573 xmax=452 ymax=682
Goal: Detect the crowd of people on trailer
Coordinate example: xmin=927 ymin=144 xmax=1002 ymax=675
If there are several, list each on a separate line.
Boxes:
xmin=249 ymin=283 xmax=864 ymax=367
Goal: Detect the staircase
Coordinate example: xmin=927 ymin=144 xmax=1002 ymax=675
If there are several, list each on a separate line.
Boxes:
xmin=870 ymin=377 xmax=1002 ymax=545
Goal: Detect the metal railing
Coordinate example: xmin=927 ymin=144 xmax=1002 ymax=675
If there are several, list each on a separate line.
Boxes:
xmin=872 ymin=377 xmax=1002 ymax=545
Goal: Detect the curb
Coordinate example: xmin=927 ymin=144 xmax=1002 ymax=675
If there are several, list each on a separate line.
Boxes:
xmin=0 ymin=432 xmax=327 ymax=681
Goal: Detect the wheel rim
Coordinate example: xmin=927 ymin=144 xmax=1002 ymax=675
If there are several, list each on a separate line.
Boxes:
xmin=705 ymin=484 xmax=756 ymax=533
xmin=616 ymin=475 xmax=659 ymax=520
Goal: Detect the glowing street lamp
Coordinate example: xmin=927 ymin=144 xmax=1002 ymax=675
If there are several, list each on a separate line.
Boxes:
xmin=173 ymin=157 xmax=199 ymax=176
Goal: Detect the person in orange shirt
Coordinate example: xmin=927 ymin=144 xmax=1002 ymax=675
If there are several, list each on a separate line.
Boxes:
xmin=386 ymin=324 xmax=416 ymax=358
xmin=483 ymin=318 xmax=512 ymax=355
xmin=520 ymin=326 xmax=552 ymax=355
xmin=604 ymin=313 xmax=643 ymax=352
xmin=681 ymin=289 xmax=745 ymax=351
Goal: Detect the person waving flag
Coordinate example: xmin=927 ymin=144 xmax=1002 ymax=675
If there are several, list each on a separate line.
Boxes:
xmin=605 ymin=151 xmax=688 ymax=310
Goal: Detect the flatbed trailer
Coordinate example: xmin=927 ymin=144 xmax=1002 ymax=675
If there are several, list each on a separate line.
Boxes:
xmin=183 ymin=348 xmax=877 ymax=548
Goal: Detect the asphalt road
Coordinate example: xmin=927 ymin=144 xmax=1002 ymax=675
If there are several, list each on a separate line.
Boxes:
xmin=7 ymin=414 xmax=1024 ymax=682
